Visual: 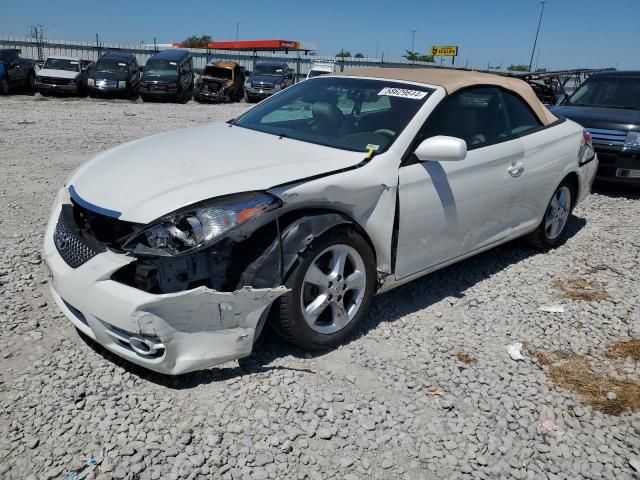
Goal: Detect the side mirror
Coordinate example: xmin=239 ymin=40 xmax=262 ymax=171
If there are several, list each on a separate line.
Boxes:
xmin=414 ymin=136 xmax=467 ymax=162
xmin=555 ymin=93 xmax=567 ymax=106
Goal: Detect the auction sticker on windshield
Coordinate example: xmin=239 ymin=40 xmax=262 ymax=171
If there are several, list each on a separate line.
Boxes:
xmin=378 ymin=87 xmax=428 ymax=99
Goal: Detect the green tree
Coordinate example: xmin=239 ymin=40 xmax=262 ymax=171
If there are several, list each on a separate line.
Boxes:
xmin=354 ymin=52 xmax=365 ymax=58
xmin=181 ymin=35 xmax=212 ymax=48
xmin=335 ymin=50 xmax=351 ymax=58
xmin=507 ymin=64 xmax=530 ymax=72
xmin=402 ymin=50 xmax=419 ymax=61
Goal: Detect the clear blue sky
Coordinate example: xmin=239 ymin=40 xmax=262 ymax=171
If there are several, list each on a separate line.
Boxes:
xmin=1 ymin=0 xmax=638 ymax=70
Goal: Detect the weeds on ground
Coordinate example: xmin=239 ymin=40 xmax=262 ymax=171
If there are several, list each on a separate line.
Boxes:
xmin=456 ymin=352 xmax=476 ymax=364
xmin=606 ymin=338 xmax=640 ymax=363
xmin=537 ymin=347 xmax=640 ymax=416
xmin=554 ymin=278 xmax=611 ymax=302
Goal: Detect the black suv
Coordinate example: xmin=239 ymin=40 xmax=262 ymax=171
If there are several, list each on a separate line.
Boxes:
xmin=139 ymin=49 xmax=194 ymax=102
xmin=88 ymin=51 xmax=141 ymax=98
xmin=244 ymin=61 xmax=293 ymax=102
xmin=0 ymin=49 xmax=36 ymax=94
xmin=552 ymin=71 xmax=640 ymax=184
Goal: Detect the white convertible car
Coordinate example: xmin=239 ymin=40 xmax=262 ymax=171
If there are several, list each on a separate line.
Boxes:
xmin=44 ymin=69 xmax=597 ymax=374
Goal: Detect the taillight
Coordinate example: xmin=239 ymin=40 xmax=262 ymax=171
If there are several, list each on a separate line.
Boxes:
xmin=583 ymin=129 xmax=593 ymax=147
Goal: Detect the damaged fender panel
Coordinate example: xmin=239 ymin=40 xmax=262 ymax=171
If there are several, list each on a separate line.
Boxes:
xmin=269 ymin=159 xmax=399 ymax=274
xmin=239 ymin=213 xmax=352 ymax=288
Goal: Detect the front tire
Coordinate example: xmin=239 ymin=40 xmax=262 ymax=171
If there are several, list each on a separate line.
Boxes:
xmin=274 ymin=228 xmax=376 ymax=350
xmin=525 ymin=180 xmax=574 ymax=249
xmin=0 ymin=76 xmax=9 ymax=95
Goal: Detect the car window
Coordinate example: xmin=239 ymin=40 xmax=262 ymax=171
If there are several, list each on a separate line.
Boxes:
xmin=236 ymin=77 xmax=433 ymax=153
xmin=421 ymin=87 xmax=510 ymax=148
xmin=502 ymin=91 xmax=542 ymax=135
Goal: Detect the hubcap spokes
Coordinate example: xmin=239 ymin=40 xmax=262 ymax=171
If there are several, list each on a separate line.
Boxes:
xmin=300 ymin=245 xmax=367 ymax=334
xmin=545 ymin=186 xmax=571 ymax=240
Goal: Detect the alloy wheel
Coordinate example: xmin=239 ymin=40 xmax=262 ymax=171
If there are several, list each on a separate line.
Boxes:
xmin=545 ymin=186 xmax=571 ymax=240
xmin=300 ymin=244 xmax=367 ymax=335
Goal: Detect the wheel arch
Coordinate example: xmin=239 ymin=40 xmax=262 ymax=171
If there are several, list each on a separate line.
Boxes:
xmin=562 ymin=171 xmax=580 ymax=208
xmin=237 ymin=207 xmax=379 ymax=289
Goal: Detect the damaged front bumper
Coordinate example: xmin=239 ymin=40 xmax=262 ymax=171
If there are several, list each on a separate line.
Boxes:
xmin=43 ymin=192 xmax=288 ymax=375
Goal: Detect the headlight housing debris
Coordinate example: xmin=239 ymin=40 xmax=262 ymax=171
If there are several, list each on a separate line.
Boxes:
xmin=127 ymin=192 xmax=280 ymax=256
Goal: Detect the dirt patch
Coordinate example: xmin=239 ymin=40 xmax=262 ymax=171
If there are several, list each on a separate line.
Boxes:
xmin=537 ymin=348 xmax=640 ymax=416
xmin=554 ymin=278 xmax=611 ymax=302
xmin=456 ymin=352 xmax=476 ymax=364
xmin=606 ymin=339 xmax=640 ymax=363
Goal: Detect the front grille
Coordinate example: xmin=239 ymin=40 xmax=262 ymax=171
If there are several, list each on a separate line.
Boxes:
xmin=252 ymin=82 xmax=273 ymax=90
xmin=587 ymin=128 xmax=628 ymax=150
xmin=39 ymin=77 xmax=73 ymax=85
xmin=71 ymin=201 xmax=138 ymax=248
xmin=54 ymin=206 xmax=104 ymax=268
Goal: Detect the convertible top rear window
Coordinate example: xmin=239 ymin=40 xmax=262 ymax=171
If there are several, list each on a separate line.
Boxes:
xmin=234 ymin=77 xmax=433 ymax=153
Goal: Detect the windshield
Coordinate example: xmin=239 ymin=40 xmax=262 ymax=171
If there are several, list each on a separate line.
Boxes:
xmin=308 ymin=70 xmax=330 ymax=78
xmin=254 ymin=64 xmax=285 ymax=76
xmin=95 ymin=59 xmax=129 ymax=74
xmin=235 ymin=77 xmax=433 ymax=153
xmin=144 ymin=60 xmax=178 ymax=78
xmin=43 ymin=58 xmax=80 ymax=72
xmin=567 ymin=76 xmax=640 ymax=110
xmin=203 ymin=66 xmax=232 ymax=79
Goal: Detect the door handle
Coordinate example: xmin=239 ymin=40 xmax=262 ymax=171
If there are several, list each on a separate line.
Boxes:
xmin=508 ymin=162 xmax=524 ymax=177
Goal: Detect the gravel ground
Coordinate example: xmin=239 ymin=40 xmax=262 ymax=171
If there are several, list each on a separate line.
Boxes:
xmin=1 ymin=94 xmax=639 ymax=480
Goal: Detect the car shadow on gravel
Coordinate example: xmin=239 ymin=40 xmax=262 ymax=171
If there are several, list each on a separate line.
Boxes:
xmin=592 ymin=182 xmax=640 ymax=199
xmin=77 ymin=216 xmax=586 ymax=389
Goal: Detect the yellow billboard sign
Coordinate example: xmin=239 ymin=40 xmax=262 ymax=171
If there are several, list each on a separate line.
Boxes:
xmin=430 ymin=46 xmax=458 ymax=57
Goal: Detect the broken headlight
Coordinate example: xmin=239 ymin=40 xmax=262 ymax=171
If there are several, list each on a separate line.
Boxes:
xmin=127 ymin=192 xmax=280 ymax=255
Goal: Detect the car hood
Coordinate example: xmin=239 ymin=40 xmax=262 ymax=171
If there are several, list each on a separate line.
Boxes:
xmin=68 ymin=123 xmax=365 ymax=223
xmin=38 ymin=68 xmax=79 ymax=80
xmin=248 ymin=75 xmax=283 ymax=85
xmin=552 ymin=105 xmax=640 ymax=130
xmin=90 ymin=71 xmax=128 ymax=81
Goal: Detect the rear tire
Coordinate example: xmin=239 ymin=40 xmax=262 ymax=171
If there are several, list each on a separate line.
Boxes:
xmin=274 ymin=228 xmax=376 ymax=350
xmin=525 ymin=179 xmax=575 ymax=250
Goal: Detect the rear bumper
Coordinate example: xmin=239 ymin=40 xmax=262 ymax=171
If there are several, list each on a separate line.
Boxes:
xmin=43 ymin=189 xmax=288 ymax=375
xmin=594 ymin=149 xmax=640 ymax=184
xmin=578 ymin=154 xmax=599 ymax=204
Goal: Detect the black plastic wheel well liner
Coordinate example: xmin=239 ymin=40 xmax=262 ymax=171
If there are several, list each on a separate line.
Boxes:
xmin=562 ymin=172 xmax=580 ymax=209
xmin=237 ymin=209 xmax=376 ymax=289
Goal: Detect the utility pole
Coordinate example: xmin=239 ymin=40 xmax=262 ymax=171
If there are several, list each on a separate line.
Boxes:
xmin=528 ymin=1 xmax=546 ymax=72
xmin=236 ymin=22 xmax=239 ymax=41
xmin=375 ymin=40 xmax=379 ymax=59
xmin=535 ymin=49 xmax=541 ymax=70
xmin=410 ymin=30 xmax=416 ymax=53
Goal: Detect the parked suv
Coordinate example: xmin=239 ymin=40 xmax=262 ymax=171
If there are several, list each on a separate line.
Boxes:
xmin=0 ymin=48 xmax=36 ymax=95
xmin=244 ymin=61 xmax=293 ymax=102
xmin=139 ymin=49 xmax=194 ymax=103
xmin=88 ymin=52 xmax=141 ymax=98
xmin=552 ymin=71 xmax=640 ymax=184
xmin=194 ymin=61 xmax=244 ymax=103
xmin=36 ymin=56 xmax=93 ymax=95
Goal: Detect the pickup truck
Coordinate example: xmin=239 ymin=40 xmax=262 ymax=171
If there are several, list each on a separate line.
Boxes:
xmin=36 ymin=56 xmax=93 ymax=95
xmin=0 ymin=49 xmax=36 ymax=95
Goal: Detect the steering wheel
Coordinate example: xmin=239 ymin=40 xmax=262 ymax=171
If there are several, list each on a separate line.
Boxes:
xmin=375 ymin=129 xmax=395 ymax=139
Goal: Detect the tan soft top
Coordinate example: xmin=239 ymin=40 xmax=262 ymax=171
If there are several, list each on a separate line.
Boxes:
xmin=335 ymin=67 xmax=558 ymax=126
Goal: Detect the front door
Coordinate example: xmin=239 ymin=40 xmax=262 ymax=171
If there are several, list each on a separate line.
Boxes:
xmin=395 ymin=87 xmax=527 ymax=279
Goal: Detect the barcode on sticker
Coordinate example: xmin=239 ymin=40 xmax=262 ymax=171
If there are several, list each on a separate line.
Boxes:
xmin=378 ymin=87 xmax=428 ymax=99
